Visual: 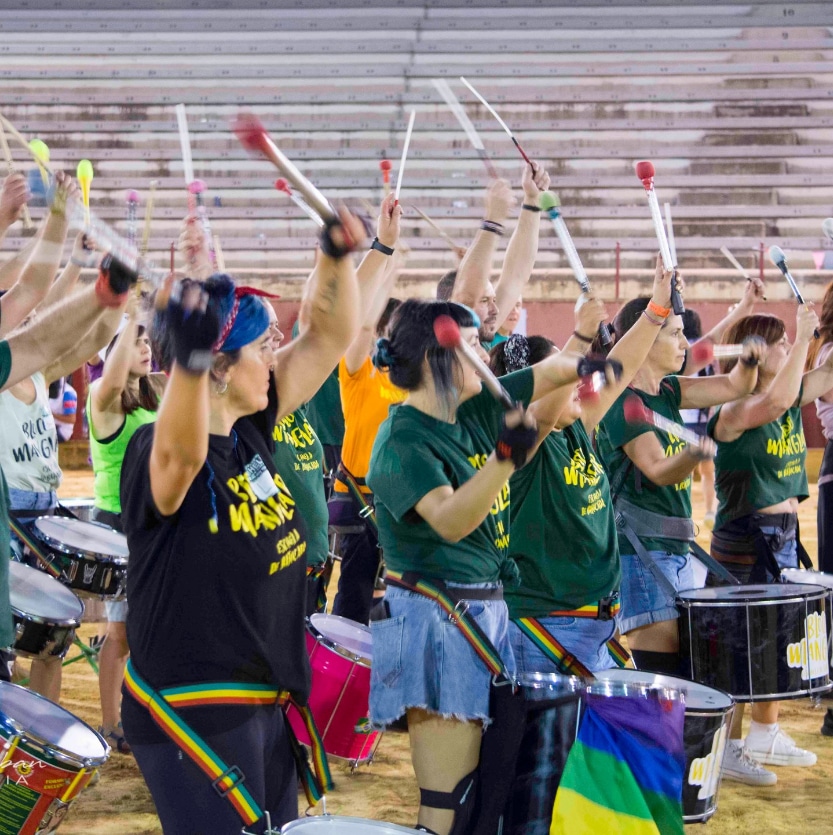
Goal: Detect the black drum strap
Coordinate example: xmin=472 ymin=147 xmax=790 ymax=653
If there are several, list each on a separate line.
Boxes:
xmin=796 ymin=519 xmax=814 ymax=570
xmin=689 ymin=541 xmax=741 ymax=586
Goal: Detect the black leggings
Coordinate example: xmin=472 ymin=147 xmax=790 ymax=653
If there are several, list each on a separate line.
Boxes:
xmin=819 ymin=440 xmax=833 ymax=574
xmin=128 ymin=704 xmax=298 ymax=835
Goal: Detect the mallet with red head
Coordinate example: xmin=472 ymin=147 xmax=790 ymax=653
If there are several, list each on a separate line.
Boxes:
xmin=623 ymin=395 xmax=708 ymax=449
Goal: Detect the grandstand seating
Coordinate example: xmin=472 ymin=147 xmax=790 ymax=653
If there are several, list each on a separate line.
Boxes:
xmin=1 ymin=1 xmax=832 ymax=298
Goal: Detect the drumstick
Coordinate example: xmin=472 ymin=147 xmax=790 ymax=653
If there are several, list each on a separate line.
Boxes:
xmin=539 ymin=190 xmax=612 ymax=347
xmin=719 ymin=245 xmax=768 ymax=301
xmin=769 ymin=245 xmax=819 ymax=338
xmin=394 ymin=109 xmax=416 ymax=206
xmin=434 ymin=314 xmax=515 ymax=410
xmin=635 ymin=160 xmax=684 ymax=315
xmin=234 ymin=111 xmax=335 ymax=221
xmin=379 ymin=158 xmax=391 ymax=197
xmin=275 ymin=177 xmax=324 ymax=228
xmin=125 ymin=190 xmax=140 ymax=248
xmin=459 ymin=76 xmax=533 ymax=168
xmin=188 ymin=179 xmax=217 ymax=268
xmin=77 ymin=159 xmax=93 ymax=227
xmin=689 ymin=338 xmax=770 ymax=366
xmin=432 ymin=79 xmax=498 ymax=179
xmin=624 ymin=396 xmax=708 ymax=448
xmin=0 ymin=118 xmax=33 ymax=230
xmin=140 ymin=179 xmax=157 ymax=257
xmin=175 ymin=103 xmax=195 ymax=191
xmin=663 ymin=202 xmax=678 ymax=266
xmin=29 ymin=138 xmax=51 ymax=192
xmin=213 ymin=234 xmax=226 ymax=271
xmin=410 ymin=204 xmax=461 ymax=251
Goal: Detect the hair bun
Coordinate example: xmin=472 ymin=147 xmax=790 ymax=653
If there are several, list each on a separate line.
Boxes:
xmin=373 ymin=337 xmax=396 ymax=369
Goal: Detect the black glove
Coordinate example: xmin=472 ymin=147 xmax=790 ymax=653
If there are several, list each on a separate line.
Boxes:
xmin=100 ymin=253 xmax=138 ymax=295
xmin=577 ymin=355 xmax=623 ymax=384
xmin=318 ymin=213 xmax=371 ymax=259
xmin=495 ymin=411 xmax=538 ymax=469
xmin=166 ymin=279 xmax=221 ymax=374
xmin=741 ymin=335 xmax=767 ymax=368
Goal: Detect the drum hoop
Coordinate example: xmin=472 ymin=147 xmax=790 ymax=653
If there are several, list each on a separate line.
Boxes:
xmin=516 ymin=672 xmax=585 ymax=693
xmin=10 ymin=605 xmax=83 ymax=628
xmin=677 ymin=590 xmax=828 ymax=607
xmin=33 ymin=516 xmax=129 ymax=564
xmin=684 ymin=706 xmax=736 ymax=719
xmin=584 ymin=681 xmax=684 ymax=703
xmin=736 ymin=681 xmax=833 ymax=702
xmin=593 ymin=670 xmax=735 ymax=711
xmin=306 ymin=621 xmax=372 ymax=667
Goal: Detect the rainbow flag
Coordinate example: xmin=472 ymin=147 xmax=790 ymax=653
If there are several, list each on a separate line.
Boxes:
xmin=551 ymin=692 xmax=685 ymax=835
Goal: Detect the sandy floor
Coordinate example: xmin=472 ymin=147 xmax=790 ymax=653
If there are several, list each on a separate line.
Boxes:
xmin=20 ymin=471 xmax=831 ymax=832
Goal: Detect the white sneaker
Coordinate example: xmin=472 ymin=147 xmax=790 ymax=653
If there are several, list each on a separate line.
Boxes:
xmin=745 ymin=725 xmax=817 ymax=767
xmin=721 ymin=739 xmax=777 ymax=786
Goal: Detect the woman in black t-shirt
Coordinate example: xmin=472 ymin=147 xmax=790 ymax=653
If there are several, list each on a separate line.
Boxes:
xmin=120 ymin=216 xmax=363 ymax=835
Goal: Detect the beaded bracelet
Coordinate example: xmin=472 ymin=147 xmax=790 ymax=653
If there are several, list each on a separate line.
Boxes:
xmin=481 ymin=220 xmax=504 ymax=236
xmin=572 ymin=331 xmax=594 ymax=344
xmin=642 ymin=309 xmax=665 ymax=327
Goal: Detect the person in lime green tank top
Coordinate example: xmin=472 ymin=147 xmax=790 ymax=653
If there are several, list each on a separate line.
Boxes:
xmin=88 ymin=299 xmax=161 ymax=754
xmin=707 ymin=307 xmax=833 ymax=781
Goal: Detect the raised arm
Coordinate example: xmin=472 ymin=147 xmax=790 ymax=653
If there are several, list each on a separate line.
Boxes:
xmin=0 ymin=173 xmax=75 ymax=337
xmin=0 ymin=173 xmax=28 ymax=248
xmin=801 ymin=348 xmax=833 ymax=405
xmin=450 ymin=179 xmax=514 ymax=308
xmin=40 ymin=232 xmax=96 ymax=310
xmin=271 ymin=211 xmax=364 ymax=420
xmin=493 ymin=161 xmax=549 ymax=328
xmin=343 ymin=194 xmax=401 ymax=373
xmin=714 ymin=305 xmax=817 ymax=441
xmin=91 ymin=300 xmax=140 ymax=414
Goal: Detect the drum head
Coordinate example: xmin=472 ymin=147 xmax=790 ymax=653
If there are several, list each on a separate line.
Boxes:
xmin=282 ymin=817 xmax=419 ymax=833
xmin=9 ymin=561 xmax=84 ymax=623
xmin=0 ymin=682 xmax=108 ymax=765
xmin=34 ymin=516 xmax=129 ymax=563
xmin=782 ymin=569 xmax=833 ymax=591
xmin=678 ymin=583 xmax=827 ymax=603
xmin=309 ymin=614 xmax=372 ymax=662
xmin=594 ymin=669 xmax=734 ymax=711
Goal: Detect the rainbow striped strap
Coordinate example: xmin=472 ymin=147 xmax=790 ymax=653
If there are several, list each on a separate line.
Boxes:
xmin=606 ymin=637 xmax=632 ymax=669
xmin=8 ymin=516 xmax=62 ymax=579
xmin=384 ymin=570 xmax=512 ymax=681
xmin=514 ymin=618 xmax=594 ymax=679
xmin=548 ymin=597 xmax=621 ymax=620
xmin=286 ymin=700 xmax=334 ymax=804
xmin=124 ymin=661 xmax=267 ymax=826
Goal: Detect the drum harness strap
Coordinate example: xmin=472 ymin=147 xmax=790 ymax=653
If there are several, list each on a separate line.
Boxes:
xmin=306 ymin=558 xmax=334 ymax=613
xmin=124 ymin=659 xmax=333 ymax=826
xmin=8 ymin=516 xmax=63 ymax=580
xmin=335 ymin=462 xmax=377 ymax=532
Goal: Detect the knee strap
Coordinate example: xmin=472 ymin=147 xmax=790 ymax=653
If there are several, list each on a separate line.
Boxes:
xmin=419 ymin=770 xmax=478 ymax=835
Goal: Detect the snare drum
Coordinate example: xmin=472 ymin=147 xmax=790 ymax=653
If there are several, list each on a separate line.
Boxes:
xmin=8 ymin=562 xmax=84 ymax=660
xmin=678 ymin=584 xmax=832 ymax=701
xmin=286 ymin=614 xmax=381 ymax=767
xmin=31 ymin=516 xmax=128 ymax=599
xmin=281 ymin=817 xmax=419 ymax=833
xmin=0 ymin=682 xmax=109 ymax=835
xmin=594 ymin=669 xmax=734 ymax=824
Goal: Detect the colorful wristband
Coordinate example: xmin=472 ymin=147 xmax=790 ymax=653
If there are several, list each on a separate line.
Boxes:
xmin=647 ymin=300 xmax=671 ymax=319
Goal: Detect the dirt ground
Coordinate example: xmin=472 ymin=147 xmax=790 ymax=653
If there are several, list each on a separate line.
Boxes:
xmin=25 ymin=471 xmax=832 ymax=832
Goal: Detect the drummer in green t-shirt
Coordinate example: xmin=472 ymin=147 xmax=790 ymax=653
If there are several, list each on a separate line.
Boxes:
xmin=707 ymin=305 xmax=833 ymax=783
xmin=595 ymin=292 xmax=764 ymax=680
xmin=367 ymin=299 xmax=612 ymax=835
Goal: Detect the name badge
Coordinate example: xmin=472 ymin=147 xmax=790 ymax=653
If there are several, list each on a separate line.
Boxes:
xmin=245 ymin=454 xmax=278 ymax=501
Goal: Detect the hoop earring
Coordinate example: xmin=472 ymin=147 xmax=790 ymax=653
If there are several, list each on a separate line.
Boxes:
xmin=213 ymin=380 xmax=228 ymax=396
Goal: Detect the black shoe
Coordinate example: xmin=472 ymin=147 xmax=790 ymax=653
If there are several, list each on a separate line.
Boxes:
xmin=821 ymin=709 xmax=833 ymax=737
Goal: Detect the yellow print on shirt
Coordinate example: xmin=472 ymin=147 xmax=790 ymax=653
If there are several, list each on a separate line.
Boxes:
xmin=767 ymin=415 xmax=806 ymax=459
xmin=662 ymin=431 xmax=687 ymax=458
xmin=581 ymin=488 xmax=606 ymax=516
xmin=563 ymin=447 xmax=604 ymax=488
xmin=273 ymin=413 xmax=316 ymax=450
xmin=468 ymin=452 xmax=511 ymax=515
xmin=226 ymin=470 xmax=296 ymax=537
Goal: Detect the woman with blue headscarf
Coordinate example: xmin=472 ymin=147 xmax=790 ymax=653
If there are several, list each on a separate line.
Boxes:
xmin=119 ymin=213 xmax=364 ymax=834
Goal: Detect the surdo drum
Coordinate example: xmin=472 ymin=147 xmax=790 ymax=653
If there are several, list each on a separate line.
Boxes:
xmin=678 ymin=584 xmax=832 ymax=702
xmin=7 ymin=562 xmax=84 ymax=660
xmin=281 ymin=817 xmax=419 ymax=833
xmin=31 ymin=517 xmax=128 ymax=600
xmin=0 ymin=682 xmax=109 ymax=834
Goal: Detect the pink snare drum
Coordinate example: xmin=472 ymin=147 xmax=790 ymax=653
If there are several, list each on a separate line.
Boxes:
xmin=287 ymin=614 xmax=381 ymax=767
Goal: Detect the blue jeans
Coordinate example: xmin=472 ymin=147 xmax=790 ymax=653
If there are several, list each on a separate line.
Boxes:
xmin=7 ymin=488 xmax=56 ymax=563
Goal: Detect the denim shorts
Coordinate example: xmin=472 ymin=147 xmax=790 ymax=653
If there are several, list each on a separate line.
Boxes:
xmin=8 ymin=488 xmax=56 ymax=564
xmin=618 ymin=549 xmax=695 ymax=634
xmin=369 ymin=583 xmax=514 ymax=728
xmin=509 ymin=616 xmax=617 ymax=677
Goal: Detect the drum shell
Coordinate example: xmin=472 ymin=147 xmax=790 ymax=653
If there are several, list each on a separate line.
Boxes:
xmin=286 ymin=615 xmax=381 ymax=765
xmin=679 ymin=584 xmax=832 ymax=702
xmin=11 ymin=617 xmax=76 ymax=660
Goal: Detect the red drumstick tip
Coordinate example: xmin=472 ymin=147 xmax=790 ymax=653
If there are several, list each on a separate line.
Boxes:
xmin=233 ymin=112 xmax=270 ymax=154
xmin=623 ymin=395 xmax=651 ymax=426
xmin=274 ymin=178 xmax=291 ymax=195
xmin=690 ymin=340 xmax=714 ymax=366
xmin=635 ymin=160 xmax=655 ymax=181
xmin=379 ymin=159 xmax=392 ymax=172
xmin=188 ymin=179 xmax=206 ymax=195
xmin=576 ymin=379 xmax=600 ymax=404
xmin=126 ymin=189 xmax=140 ymax=203
xmin=433 ymin=314 xmax=461 ymax=349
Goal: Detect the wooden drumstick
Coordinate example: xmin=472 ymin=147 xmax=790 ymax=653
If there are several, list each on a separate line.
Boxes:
xmin=410 ymin=204 xmax=461 ymax=252
xmin=140 ymin=180 xmax=157 ymax=257
xmin=0 ymin=118 xmax=33 ymax=230
xmin=213 ymin=234 xmax=226 ymax=272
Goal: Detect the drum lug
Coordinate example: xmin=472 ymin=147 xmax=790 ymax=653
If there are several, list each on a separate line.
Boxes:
xmin=66 ymin=560 xmax=78 ymax=583
xmin=13 ymin=622 xmax=24 ymax=643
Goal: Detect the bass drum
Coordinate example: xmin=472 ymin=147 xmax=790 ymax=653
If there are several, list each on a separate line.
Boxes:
xmin=678 ymin=584 xmax=832 ymax=702
xmin=594 ymin=669 xmax=734 ymax=824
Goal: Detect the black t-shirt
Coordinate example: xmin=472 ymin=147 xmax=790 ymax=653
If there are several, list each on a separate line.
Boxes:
xmin=120 ymin=382 xmax=309 ymax=743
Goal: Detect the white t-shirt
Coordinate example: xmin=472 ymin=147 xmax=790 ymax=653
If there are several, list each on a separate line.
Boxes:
xmin=814 ymin=343 xmax=833 ymax=441
xmin=0 ymin=372 xmax=62 ymax=492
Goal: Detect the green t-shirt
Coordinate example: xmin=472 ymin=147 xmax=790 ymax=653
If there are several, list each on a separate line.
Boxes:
xmin=89 ymin=392 xmax=158 ymax=514
xmin=0 ymin=340 xmax=13 ymax=646
xmin=709 ymin=400 xmax=809 ymax=530
xmin=506 ymin=420 xmax=620 ymax=617
xmin=367 ymin=369 xmax=534 ymax=583
xmin=272 ymin=407 xmax=328 ymax=566
xmin=292 ymin=321 xmax=344 ymax=447
xmin=596 ymin=376 xmax=692 ymax=555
